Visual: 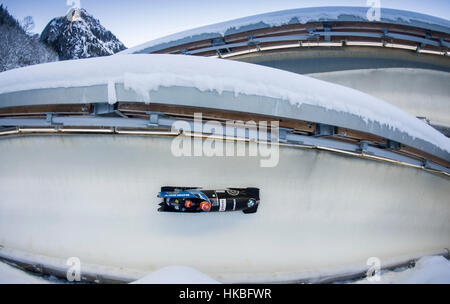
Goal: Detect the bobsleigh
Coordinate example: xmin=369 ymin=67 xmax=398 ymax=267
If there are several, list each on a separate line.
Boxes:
xmin=157 ymin=187 xmax=260 ymax=214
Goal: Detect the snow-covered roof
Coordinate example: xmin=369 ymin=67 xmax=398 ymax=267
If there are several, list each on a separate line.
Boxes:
xmin=120 ymin=6 xmax=450 ymax=55
xmin=0 ymin=54 xmax=449 ymax=160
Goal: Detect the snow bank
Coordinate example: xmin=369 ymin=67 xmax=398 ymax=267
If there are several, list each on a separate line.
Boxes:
xmin=0 ymin=54 xmax=448 ymax=154
xmin=130 ymin=266 xmax=219 ymax=284
xmin=0 ymin=261 xmax=51 ymax=284
xmin=355 ymin=256 xmax=450 ymax=284
xmin=120 ymin=6 xmax=450 ymax=54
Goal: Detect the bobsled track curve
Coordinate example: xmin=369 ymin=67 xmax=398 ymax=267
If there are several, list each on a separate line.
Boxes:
xmin=307 ymin=68 xmax=450 ymax=128
xmin=0 ymin=134 xmax=449 ymax=283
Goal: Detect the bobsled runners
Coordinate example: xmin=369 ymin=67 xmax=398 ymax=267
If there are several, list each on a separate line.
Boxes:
xmin=158 ymin=187 xmax=260 ymax=214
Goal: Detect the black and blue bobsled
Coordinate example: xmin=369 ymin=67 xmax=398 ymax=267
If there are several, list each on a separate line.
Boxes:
xmin=158 ymin=187 xmax=260 ymax=214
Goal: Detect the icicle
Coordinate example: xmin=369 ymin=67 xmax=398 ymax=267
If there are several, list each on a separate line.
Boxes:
xmin=107 ymin=79 xmax=117 ymax=104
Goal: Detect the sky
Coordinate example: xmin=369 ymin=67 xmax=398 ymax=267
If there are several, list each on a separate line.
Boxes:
xmin=1 ymin=0 xmax=449 ymax=48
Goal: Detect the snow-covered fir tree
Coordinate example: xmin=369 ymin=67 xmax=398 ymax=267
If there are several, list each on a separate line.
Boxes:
xmin=0 ymin=5 xmax=58 ymax=72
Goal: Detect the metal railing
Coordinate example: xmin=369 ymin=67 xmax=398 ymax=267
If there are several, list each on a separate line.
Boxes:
xmin=1 ymin=112 xmax=449 ymax=176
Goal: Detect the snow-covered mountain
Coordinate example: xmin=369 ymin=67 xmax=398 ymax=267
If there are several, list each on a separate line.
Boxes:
xmin=41 ymin=8 xmax=126 ymax=60
xmin=0 ymin=5 xmax=58 ymax=72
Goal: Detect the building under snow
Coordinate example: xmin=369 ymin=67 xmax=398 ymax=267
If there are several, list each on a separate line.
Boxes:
xmin=122 ymin=6 xmax=450 ymax=135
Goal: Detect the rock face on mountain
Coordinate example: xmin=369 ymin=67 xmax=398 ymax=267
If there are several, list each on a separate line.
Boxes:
xmin=0 ymin=5 xmax=58 ymax=72
xmin=41 ymin=8 xmax=126 ymax=60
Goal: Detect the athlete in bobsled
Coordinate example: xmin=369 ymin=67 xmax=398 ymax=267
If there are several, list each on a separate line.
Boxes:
xmin=157 ymin=187 xmax=260 ymax=214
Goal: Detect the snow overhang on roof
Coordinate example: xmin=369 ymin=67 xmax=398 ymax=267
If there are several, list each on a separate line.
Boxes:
xmin=119 ymin=6 xmax=450 ymax=55
xmin=0 ymin=54 xmax=449 ymax=161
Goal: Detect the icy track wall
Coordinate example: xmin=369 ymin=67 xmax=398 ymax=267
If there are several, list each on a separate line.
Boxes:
xmin=308 ymin=68 xmax=450 ymax=128
xmin=0 ymin=134 xmax=449 ymax=283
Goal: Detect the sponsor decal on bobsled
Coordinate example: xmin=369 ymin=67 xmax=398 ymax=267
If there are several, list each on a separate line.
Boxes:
xmin=157 ymin=187 xmax=260 ymax=214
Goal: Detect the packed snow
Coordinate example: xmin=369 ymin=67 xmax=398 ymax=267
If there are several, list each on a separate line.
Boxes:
xmin=354 ymin=256 xmax=450 ymax=284
xmin=0 ymin=54 xmax=448 ymax=154
xmin=120 ymin=6 xmax=450 ymax=55
xmin=1 ymin=257 xmax=449 ymax=284
xmin=130 ymin=266 xmax=219 ymax=284
xmin=0 ymin=261 xmax=51 ymax=284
